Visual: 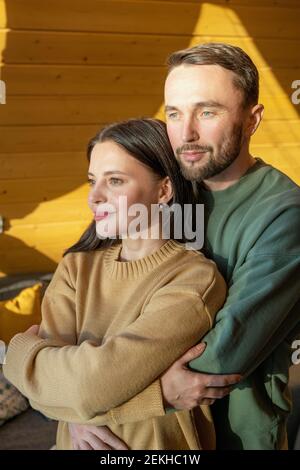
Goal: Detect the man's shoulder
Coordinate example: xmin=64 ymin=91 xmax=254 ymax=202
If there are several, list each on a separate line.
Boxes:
xmin=239 ymin=160 xmax=300 ymax=224
xmin=256 ymin=159 xmax=300 ymax=200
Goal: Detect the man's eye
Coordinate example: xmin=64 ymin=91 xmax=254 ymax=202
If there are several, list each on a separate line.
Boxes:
xmin=87 ymin=179 xmax=95 ymax=186
xmin=201 ymin=111 xmax=214 ymax=118
xmin=109 ymin=178 xmax=123 ymax=186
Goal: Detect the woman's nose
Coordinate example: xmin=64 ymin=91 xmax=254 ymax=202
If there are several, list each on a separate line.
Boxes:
xmin=89 ymin=182 xmax=106 ymax=205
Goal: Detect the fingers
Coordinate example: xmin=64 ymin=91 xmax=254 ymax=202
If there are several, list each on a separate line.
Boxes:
xmin=79 ymin=441 xmax=93 ymax=450
xmin=94 ymin=427 xmax=128 ymax=450
xmin=198 ymin=398 xmax=215 ymax=406
xmin=202 ymin=385 xmax=232 ymax=399
xmin=69 ymin=424 xmax=128 ymax=451
xmin=179 ymin=343 xmax=206 ymax=365
xmin=204 ymin=373 xmax=242 ymax=388
xmin=86 ymin=433 xmax=112 ymax=450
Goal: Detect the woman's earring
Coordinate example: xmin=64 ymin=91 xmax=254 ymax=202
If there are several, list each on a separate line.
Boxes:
xmin=158 ymin=203 xmax=166 ymax=209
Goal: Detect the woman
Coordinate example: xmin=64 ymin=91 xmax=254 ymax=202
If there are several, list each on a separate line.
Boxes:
xmin=3 ymin=118 xmax=226 ymax=450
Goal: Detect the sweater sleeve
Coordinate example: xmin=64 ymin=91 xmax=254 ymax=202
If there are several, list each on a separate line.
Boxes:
xmin=3 ymin=259 xmax=226 ymax=422
xmin=28 ymin=379 xmax=165 ymax=426
xmin=189 ymin=205 xmax=300 ymax=376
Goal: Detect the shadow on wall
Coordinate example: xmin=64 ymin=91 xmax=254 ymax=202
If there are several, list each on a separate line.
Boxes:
xmin=0 ymin=0 xmax=299 ymax=274
xmin=0 ymin=0 xmax=201 ymax=275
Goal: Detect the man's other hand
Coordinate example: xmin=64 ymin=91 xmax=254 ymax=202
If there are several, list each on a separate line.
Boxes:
xmin=161 ymin=343 xmax=242 ymax=409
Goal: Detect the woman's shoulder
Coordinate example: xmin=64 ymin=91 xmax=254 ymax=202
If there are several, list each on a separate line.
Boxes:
xmin=166 ymin=242 xmax=225 ymax=291
xmin=169 ymin=243 xmax=227 ymax=309
xmin=173 ymin=241 xmax=218 ymax=272
xmin=57 ymin=249 xmax=106 ymax=277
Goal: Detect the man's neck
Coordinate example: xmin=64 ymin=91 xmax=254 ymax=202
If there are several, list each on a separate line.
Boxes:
xmin=203 ymin=152 xmax=256 ymax=192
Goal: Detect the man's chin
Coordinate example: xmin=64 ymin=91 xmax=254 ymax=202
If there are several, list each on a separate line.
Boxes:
xmin=179 ymin=162 xmax=205 ymax=182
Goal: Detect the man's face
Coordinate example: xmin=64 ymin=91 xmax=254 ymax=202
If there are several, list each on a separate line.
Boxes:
xmin=165 ymin=64 xmax=248 ymax=182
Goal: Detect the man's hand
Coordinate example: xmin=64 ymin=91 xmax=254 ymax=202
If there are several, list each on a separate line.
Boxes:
xmin=68 ymin=423 xmax=129 ymax=450
xmin=161 ymin=343 xmax=242 ymax=409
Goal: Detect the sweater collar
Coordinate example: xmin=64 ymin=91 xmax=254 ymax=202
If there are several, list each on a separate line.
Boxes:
xmin=104 ymin=239 xmax=184 ymax=280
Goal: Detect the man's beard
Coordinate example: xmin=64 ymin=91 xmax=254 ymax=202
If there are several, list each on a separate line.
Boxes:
xmin=175 ymin=123 xmax=244 ymax=182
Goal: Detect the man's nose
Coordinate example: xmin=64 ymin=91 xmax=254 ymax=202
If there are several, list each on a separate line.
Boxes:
xmin=182 ymin=118 xmax=199 ymax=143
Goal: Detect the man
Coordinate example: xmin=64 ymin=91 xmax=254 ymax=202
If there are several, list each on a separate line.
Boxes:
xmin=55 ymin=43 xmax=300 ymax=449
xmin=159 ymin=43 xmax=300 ymax=449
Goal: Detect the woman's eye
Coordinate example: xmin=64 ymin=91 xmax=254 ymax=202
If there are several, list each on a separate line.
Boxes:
xmin=109 ymin=177 xmax=123 ymax=186
xmin=167 ymin=112 xmax=179 ymax=120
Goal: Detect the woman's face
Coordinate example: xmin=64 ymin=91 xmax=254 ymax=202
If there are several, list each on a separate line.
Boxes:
xmin=88 ymin=140 xmax=170 ymax=239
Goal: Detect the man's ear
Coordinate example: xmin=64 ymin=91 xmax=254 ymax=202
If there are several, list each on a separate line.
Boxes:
xmin=246 ymin=103 xmax=264 ymax=137
xmin=158 ymin=177 xmax=173 ymax=205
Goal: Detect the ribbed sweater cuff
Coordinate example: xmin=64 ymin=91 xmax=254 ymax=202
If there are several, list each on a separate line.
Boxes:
xmin=3 ymin=333 xmax=63 ymax=395
xmin=110 ymin=379 xmax=166 ymax=425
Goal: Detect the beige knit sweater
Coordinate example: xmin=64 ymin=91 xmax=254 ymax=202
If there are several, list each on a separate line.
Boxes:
xmin=4 ymin=240 xmax=226 ymax=450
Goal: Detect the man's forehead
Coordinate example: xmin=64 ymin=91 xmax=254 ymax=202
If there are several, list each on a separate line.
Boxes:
xmin=165 ymin=63 xmax=235 ymax=83
xmin=164 ymin=65 xmax=242 ymax=107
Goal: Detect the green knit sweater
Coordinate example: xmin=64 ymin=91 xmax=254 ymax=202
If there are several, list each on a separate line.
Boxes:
xmin=190 ymin=158 xmax=300 ymax=449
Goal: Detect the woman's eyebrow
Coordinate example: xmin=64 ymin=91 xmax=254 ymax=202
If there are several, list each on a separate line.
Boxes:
xmin=87 ymin=171 xmax=129 ymax=177
xmin=103 ymin=171 xmax=128 ymax=176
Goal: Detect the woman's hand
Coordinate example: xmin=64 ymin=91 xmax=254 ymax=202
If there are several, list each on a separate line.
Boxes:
xmin=68 ymin=423 xmax=129 ymax=450
xmin=25 ymin=324 xmax=40 ymax=335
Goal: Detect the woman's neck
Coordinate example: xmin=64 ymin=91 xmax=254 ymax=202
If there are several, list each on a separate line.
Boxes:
xmin=119 ymin=238 xmax=169 ymax=261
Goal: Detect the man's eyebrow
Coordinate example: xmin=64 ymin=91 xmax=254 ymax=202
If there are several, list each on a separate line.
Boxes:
xmin=194 ymin=101 xmax=227 ymax=109
xmin=88 ymin=171 xmax=128 ymax=177
xmin=165 ymin=101 xmax=227 ymax=112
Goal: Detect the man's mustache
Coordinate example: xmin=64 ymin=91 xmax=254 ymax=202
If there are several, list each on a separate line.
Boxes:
xmin=176 ymin=144 xmax=212 ymax=156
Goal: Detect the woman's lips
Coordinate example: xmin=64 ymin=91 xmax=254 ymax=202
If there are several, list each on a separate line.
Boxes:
xmin=94 ymin=211 xmax=110 ymax=221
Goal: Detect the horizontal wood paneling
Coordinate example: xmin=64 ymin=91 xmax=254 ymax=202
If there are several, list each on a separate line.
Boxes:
xmin=0 ymin=152 xmax=87 ymax=178
xmin=1 ymin=31 xmax=299 ymax=68
xmin=1 ymin=65 xmax=298 ymax=97
xmin=0 ymin=176 xmax=87 ymax=204
xmin=1 ymin=199 xmax=90 ymax=225
xmin=1 ymin=0 xmax=300 ymax=275
xmin=0 ymin=125 xmax=99 ymax=153
xmin=0 ymin=65 xmax=165 ymax=95
xmin=0 ymin=1 xmax=299 ymax=39
xmin=118 ymin=1 xmax=300 ymax=6
xmin=0 ymin=95 xmax=161 ymax=125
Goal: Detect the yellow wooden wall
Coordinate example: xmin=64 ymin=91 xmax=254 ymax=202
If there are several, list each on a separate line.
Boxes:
xmin=0 ymin=0 xmax=299 ymax=275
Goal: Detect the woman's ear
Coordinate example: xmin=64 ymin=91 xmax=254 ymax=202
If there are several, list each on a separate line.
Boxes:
xmin=158 ymin=177 xmax=173 ymax=205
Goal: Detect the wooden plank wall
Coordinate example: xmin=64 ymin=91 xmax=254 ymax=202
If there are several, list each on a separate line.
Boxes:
xmin=0 ymin=0 xmax=299 ymax=275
